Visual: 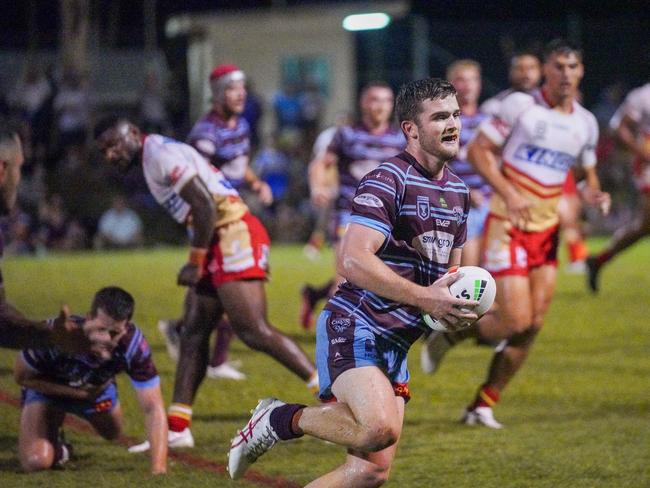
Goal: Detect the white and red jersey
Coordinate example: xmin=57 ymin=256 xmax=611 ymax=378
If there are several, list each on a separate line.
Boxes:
xmin=479 ymin=88 xmax=517 ymax=117
xmin=609 ymin=83 xmax=650 ymax=191
xmin=478 ymin=89 xmax=598 ymax=231
xmin=610 ymin=83 xmax=650 ymax=136
xmin=142 ymin=134 xmax=248 ymax=228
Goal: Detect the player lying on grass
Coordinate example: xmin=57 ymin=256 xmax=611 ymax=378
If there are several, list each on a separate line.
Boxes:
xmin=229 ymin=78 xmax=478 ymax=486
xmin=14 ymin=287 xmax=167 ymax=474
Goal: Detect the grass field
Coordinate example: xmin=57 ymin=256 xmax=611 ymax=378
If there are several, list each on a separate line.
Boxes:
xmin=0 ymin=240 xmax=648 ymax=487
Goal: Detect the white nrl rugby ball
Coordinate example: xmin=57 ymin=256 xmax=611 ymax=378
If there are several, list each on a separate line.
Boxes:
xmin=422 ymin=266 xmax=496 ymax=332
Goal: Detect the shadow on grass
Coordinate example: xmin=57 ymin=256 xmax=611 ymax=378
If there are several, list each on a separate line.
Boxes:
xmin=0 ymin=366 xmax=14 ymax=377
xmin=0 ymin=433 xmax=21 ymax=472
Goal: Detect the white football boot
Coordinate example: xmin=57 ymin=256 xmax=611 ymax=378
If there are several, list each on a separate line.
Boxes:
xmin=228 ymin=398 xmax=285 ymax=479
xmin=206 ymin=361 xmax=247 ymax=380
xmin=461 ymin=406 xmax=503 ymax=429
xmin=420 ymin=330 xmax=453 ymax=374
xmin=127 ymin=427 xmax=195 ymax=453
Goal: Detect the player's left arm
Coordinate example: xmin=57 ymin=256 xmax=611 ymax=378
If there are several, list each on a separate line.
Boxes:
xmin=339 ymin=224 xmax=477 ymax=326
xmin=177 ymin=176 xmax=217 ymax=286
xmin=581 ymin=165 xmax=610 ymax=216
xmin=244 ymin=165 xmax=273 ymax=206
xmin=134 ymin=383 xmax=168 ymax=474
xmin=579 ymin=117 xmax=611 ymax=216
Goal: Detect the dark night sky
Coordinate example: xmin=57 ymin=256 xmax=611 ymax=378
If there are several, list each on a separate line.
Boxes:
xmin=0 ymin=0 xmax=647 ymax=49
xmin=0 ymin=0 xmax=647 ymax=105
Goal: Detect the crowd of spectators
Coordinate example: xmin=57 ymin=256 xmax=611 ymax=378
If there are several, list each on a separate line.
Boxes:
xmin=0 ymin=61 xmax=639 ymax=257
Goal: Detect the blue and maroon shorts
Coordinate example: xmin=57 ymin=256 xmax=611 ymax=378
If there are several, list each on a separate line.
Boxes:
xmin=316 ymin=310 xmax=411 ymax=403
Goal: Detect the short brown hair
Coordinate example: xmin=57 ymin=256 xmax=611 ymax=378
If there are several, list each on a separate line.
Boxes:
xmin=395 ymin=78 xmax=456 ymax=123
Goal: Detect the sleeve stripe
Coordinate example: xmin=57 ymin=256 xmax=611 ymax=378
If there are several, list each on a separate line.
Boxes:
xmin=349 ymin=215 xmax=391 ymax=237
xmin=360 ymin=180 xmax=396 ymax=196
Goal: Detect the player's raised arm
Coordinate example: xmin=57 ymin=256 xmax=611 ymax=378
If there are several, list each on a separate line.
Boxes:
xmin=338 ymin=223 xmax=477 ymax=326
xmin=134 ymin=383 xmax=168 ymax=474
xmin=308 ymin=150 xmax=338 ymax=208
xmin=177 ymin=176 xmax=217 ymax=286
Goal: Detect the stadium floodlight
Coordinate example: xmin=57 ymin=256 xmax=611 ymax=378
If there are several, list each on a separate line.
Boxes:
xmin=342 ymin=13 xmax=391 ymax=31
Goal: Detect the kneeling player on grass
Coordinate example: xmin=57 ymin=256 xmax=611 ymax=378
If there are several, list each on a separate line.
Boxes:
xmin=14 ymin=287 xmax=167 ymax=474
xmin=228 ymin=78 xmax=478 ymax=486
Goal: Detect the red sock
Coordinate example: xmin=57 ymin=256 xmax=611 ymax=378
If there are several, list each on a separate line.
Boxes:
xmin=469 ymin=384 xmax=500 ymax=410
xmin=568 ymin=240 xmax=588 ymax=263
xmin=168 ymin=403 xmax=192 ymax=432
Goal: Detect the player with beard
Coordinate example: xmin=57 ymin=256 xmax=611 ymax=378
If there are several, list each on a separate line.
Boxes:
xmin=228 ymin=78 xmax=478 ymax=486
xmin=94 ymin=117 xmax=318 ymax=451
xmin=300 ymin=82 xmax=405 ymax=330
xmin=483 ymin=51 xmax=589 ymax=273
xmin=420 ymin=60 xmax=492 ymax=373
xmin=427 ymin=39 xmax=610 ymax=428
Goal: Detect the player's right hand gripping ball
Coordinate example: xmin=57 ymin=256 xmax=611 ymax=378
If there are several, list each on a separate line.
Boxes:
xmin=422 ymin=266 xmax=496 ymax=331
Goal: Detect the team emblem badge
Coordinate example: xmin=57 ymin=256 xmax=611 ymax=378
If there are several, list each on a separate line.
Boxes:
xmin=417 ymin=196 xmax=430 ymax=221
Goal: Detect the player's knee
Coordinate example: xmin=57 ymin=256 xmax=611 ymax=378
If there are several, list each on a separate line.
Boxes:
xmin=359 ymin=423 xmax=399 ymax=452
xmin=21 ymin=444 xmax=54 ymax=472
xmin=233 ymin=320 xmax=274 ymax=351
xmin=355 ymin=464 xmax=391 ymax=487
xmin=508 ymin=325 xmax=538 ymax=347
xmin=506 ymin=315 xmax=532 ymax=335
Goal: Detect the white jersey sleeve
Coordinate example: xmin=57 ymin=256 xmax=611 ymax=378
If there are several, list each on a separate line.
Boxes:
xmin=610 ymin=84 xmax=650 ymax=130
xmin=141 ymin=135 xmax=200 ymax=223
xmin=479 ymin=92 xmax=535 ymax=147
xmin=578 ymin=110 xmax=599 ymax=168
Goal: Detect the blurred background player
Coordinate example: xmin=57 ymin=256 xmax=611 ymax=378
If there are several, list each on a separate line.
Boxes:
xmin=483 ymin=51 xmax=589 ymax=273
xmin=159 ymin=64 xmax=273 ymax=380
xmin=587 ymin=82 xmax=650 ymax=292
xmin=421 ymin=60 xmax=490 ymax=372
xmin=428 ymin=39 xmax=610 ymax=428
xmin=228 ymin=78 xmax=478 ymax=485
xmin=14 ymin=287 xmax=167 ymax=474
xmin=300 ymin=81 xmax=405 ymax=329
xmin=95 ymin=118 xmax=318 ymax=451
xmin=445 ymin=60 xmax=490 ymax=266
xmin=480 ymin=51 xmax=542 ymax=116
xmin=302 ymin=111 xmax=351 ymax=261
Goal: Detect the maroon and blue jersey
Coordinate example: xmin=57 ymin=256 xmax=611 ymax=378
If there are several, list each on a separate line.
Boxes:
xmin=329 ymin=124 xmax=406 ymax=212
xmin=21 ymin=316 xmax=159 ymax=390
xmin=324 ymin=152 xmax=470 ymax=352
xmin=187 ymin=111 xmax=250 ymax=188
xmin=448 ymin=111 xmax=491 ymax=197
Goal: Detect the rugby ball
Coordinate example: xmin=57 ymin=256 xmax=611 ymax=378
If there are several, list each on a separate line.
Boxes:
xmin=422 ymin=266 xmax=496 ymax=331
